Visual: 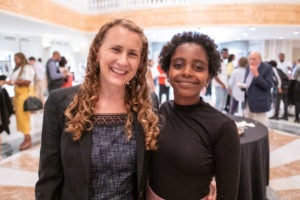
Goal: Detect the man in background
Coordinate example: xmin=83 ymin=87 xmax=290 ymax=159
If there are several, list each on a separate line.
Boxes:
xmin=29 ymin=57 xmax=45 ymax=103
xmin=214 ymin=48 xmax=229 ymax=111
xmin=278 ymin=53 xmax=292 ymax=78
xmin=46 ymin=51 xmax=66 ymax=92
xmin=244 ymin=51 xmax=273 ymax=125
xmin=269 ymin=60 xmax=290 ymax=120
xmin=157 ymin=64 xmax=170 ymax=104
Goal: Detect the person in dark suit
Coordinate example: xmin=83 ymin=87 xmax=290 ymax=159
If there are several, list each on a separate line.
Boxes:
xmin=35 ymin=19 xmax=161 ymax=200
xmin=243 ymin=51 xmax=273 ymax=125
xmin=46 ymin=51 xmax=66 ymax=92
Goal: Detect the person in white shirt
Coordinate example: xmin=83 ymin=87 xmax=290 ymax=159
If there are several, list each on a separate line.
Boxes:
xmin=213 ymin=48 xmax=229 ymax=111
xmin=228 ymin=57 xmax=248 ymax=115
xmin=277 ymin=53 xmax=291 ymax=77
xmin=29 ymin=57 xmax=45 ymax=104
xmin=3 ymin=52 xmax=35 ymax=150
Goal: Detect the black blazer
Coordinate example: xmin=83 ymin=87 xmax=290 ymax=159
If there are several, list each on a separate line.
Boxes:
xmin=35 ymin=85 xmax=150 ymax=200
xmin=0 ymin=87 xmax=14 ymax=134
xmin=244 ymin=62 xmax=273 ymax=112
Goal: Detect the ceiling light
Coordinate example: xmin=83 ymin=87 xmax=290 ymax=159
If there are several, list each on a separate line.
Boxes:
xmin=278 ymin=36 xmax=283 ymax=39
xmin=242 ymin=33 xmax=248 ymax=37
xmin=42 ymin=37 xmax=51 ymax=48
xmin=250 ymin=27 xmax=256 ymax=31
xmin=294 ymin=31 xmax=299 ymax=35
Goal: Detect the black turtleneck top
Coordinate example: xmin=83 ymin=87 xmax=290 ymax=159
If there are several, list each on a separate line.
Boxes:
xmin=149 ymin=99 xmax=241 ymax=200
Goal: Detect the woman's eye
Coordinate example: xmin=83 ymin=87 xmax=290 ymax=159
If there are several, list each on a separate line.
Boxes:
xmin=129 ymin=52 xmax=138 ymax=57
xmin=111 ymin=47 xmax=121 ymax=52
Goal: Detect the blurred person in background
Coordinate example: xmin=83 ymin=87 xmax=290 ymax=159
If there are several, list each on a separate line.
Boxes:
xmin=268 ymin=60 xmax=290 ymax=120
xmin=157 ymin=62 xmax=170 ymax=104
xmin=146 ymin=59 xmax=156 ymax=92
xmin=58 ymin=56 xmax=73 ymax=88
xmin=213 ymin=48 xmax=229 ymax=111
xmin=2 ymin=52 xmax=35 ymax=150
xmin=46 ymin=51 xmax=66 ymax=92
xmin=243 ymin=51 xmax=273 ymax=125
xmin=293 ymin=61 xmax=300 ymax=123
xmin=61 ymin=66 xmax=73 ymax=88
xmin=277 ymin=53 xmax=292 ymax=78
xmin=228 ymin=57 xmax=248 ymax=115
xmin=29 ymin=56 xmax=45 ymax=104
xmin=224 ymin=53 xmax=236 ymax=112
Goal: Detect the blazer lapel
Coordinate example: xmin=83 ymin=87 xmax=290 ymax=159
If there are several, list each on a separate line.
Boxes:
xmin=80 ymin=131 xmax=92 ymax=183
xmin=134 ymin=116 xmax=145 ymax=191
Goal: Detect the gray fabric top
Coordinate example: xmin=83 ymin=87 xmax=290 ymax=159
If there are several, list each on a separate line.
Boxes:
xmin=89 ymin=113 xmax=137 ymax=200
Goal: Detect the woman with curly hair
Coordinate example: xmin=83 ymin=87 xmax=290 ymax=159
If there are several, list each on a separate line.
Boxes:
xmin=36 ymin=19 xmax=160 ymax=200
xmin=3 ymin=52 xmax=35 ymax=151
xmin=148 ymin=32 xmax=241 ymax=200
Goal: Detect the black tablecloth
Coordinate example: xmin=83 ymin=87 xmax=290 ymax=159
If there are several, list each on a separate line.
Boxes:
xmin=229 ymin=116 xmax=270 ymax=200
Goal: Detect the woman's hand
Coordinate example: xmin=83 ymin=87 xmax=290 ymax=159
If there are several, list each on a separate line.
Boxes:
xmin=207 ymin=179 xmax=217 ymax=200
xmin=0 ymin=80 xmax=13 ymax=85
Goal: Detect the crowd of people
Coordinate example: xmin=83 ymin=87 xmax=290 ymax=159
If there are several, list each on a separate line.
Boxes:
xmin=0 ymin=18 xmax=300 ymax=199
xmin=0 ymin=51 xmax=74 ymax=152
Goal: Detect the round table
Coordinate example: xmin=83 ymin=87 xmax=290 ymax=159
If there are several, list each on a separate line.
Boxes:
xmin=229 ymin=115 xmax=270 ymax=200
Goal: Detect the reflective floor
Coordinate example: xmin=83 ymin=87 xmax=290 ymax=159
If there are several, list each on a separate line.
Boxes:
xmin=1 ymin=107 xmax=300 ymax=200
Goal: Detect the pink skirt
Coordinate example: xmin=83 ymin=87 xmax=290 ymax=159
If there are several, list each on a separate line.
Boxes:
xmin=146 ymin=185 xmax=209 ymax=200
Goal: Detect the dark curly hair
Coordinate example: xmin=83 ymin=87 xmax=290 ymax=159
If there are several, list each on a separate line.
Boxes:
xmin=159 ymin=32 xmax=221 ymax=79
xmin=59 ymin=56 xmax=68 ymax=67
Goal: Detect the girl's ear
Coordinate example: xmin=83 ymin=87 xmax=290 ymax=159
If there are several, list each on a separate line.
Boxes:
xmin=206 ymin=75 xmax=211 ymax=86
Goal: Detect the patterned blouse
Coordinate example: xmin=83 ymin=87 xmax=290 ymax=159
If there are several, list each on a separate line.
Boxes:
xmin=89 ymin=113 xmax=137 ymax=200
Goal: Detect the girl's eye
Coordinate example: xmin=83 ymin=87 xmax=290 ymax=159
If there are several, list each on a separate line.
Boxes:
xmin=194 ymin=65 xmax=205 ymax=71
xmin=172 ymin=63 xmax=183 ymax=68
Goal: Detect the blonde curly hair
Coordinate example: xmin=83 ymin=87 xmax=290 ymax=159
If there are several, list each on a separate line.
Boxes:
xmin=64 ymin=19 xmax=160 ymax=150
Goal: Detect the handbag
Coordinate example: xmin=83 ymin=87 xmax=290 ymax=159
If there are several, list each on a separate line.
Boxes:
xmin=23 ymin=96 xmax=43 ymax=111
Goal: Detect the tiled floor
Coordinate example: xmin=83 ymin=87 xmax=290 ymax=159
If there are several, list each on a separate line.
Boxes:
xmin=1 ymin=109 xmax=300 ymax=199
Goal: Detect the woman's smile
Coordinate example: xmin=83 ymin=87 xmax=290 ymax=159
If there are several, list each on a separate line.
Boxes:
xmin=110 ymin=66 xmax=128 ymax=75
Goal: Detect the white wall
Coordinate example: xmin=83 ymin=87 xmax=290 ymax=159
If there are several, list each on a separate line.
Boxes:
xmin=0 ymin=34 xmax=90 ymax=84
xmin=264 ymin=39 xmax=293 ymax=62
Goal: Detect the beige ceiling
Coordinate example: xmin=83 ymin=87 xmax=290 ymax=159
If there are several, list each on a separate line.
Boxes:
xmin=0 ymin=0 xmax=300 ymax=43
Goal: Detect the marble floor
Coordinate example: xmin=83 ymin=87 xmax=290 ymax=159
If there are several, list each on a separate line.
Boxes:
xmin=1 ymin=109 xmax=300 ymax=200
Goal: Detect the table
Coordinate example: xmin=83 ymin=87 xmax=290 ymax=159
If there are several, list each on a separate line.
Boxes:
xmin=229 ymin=115 xmax=270 ymax=200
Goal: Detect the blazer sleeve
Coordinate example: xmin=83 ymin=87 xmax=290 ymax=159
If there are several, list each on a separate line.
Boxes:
xmin=215 ymin=119 xmax=241 ymax=199
xmin=35 ymin=91 xmax=64 ymax=200
xmin=253 ymin=64 xmax=273 ymax=91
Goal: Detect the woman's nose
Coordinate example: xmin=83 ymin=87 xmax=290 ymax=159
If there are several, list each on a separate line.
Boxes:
xmin=117 ymin=53 xmax=129 ymax=66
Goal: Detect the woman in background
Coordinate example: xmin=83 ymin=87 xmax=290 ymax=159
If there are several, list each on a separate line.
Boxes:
xmin=149 ymin=32 xmax=241 ymax=200
xmin=5 ymin=52 xmax=35 ymax=150
xmin=59 ymin=56 xmax=72 ymax=88
xmin=228 ymin=57 xmax=248 ymax=115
